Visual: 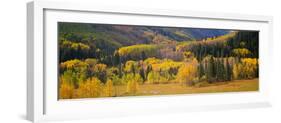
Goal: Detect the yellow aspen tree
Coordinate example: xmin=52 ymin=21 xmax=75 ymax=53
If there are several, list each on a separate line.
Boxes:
xmin=176 ymin=58 xmax=198 ymax=86
xmin=126 ymin=75 xmax=142 ymax=94
xmin=126 ymin=80 xmax=138 ymax=94
xmin=59 ymin=82 xmax=75 ymax=99
xmin=241 ymin=58 xmax=258 ymax=79
xmin=76 ymin=77 xmax=102 ymax=98
xmin=104 ymin=79 xmax=113 ymax=97
xmin=232 ymin=64 xmax=239 ymax=79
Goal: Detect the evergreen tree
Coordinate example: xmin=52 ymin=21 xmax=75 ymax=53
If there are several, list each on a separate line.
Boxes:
xmin=207 ymin=56 xmax=215 ymax=83
xmin=139 ymin=67 xmax=146 ymax=82
xmin=131 ymin=64 xmax=136 ymax=75
xmin=141 ymin=51 xmax=146 ymax=61
xmin=218 ymin=59 xmax=226 ymax=81
xmin=225 ymin=59 xmax=232 ymax=81
xmin=113 ymin=51 xmax=120 ymax=66
xmin=146 ymin=64 xmax=152 ymax=79
xmin=198 ymin=62 xmax=205 ymax=79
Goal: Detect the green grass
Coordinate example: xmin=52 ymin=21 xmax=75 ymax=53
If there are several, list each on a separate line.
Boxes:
xmin=113 ymin=79 xmax=258 ymax=97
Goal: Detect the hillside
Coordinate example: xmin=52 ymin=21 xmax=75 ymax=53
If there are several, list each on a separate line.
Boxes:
xmin=58 ymin=22 xmax=230 ymax=46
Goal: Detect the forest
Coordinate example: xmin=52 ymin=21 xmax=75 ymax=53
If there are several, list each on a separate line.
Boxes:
xmin=58 ymin=22 xmax=259 ymax=99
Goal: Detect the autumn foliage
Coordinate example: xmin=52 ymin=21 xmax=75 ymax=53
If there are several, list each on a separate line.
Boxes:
xmin=58 ymin=23 xmax=259 ymax=99
xmin=59 ymin=81 xmax=75 ymax=99
xmin=176 ymin=58 xmax=198 ymax=86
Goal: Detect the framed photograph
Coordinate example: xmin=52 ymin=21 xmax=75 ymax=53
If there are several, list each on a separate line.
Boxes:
xmin=27 ymin=0 xmax=273 ymax=122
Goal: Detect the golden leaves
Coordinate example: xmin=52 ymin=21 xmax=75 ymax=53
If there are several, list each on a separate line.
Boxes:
xmin=76 ymin=77 xmax=102 ymax=98
xmin=233 ymin=58 xmax=258 ymax=79
xmin=104 ymin=79 xmax=113 ymax=97
xmin=176 ymin=58 xmax=198 ymax=86
xmin=232 ymin=48 xmax=252 ymax=57
xmin=118 ymin=44 xmax=158 ymax=57
xmin=59 ymin=82 xmax=75 ymax=99
xmin=61 ymin=40 xmax=90 ymax=50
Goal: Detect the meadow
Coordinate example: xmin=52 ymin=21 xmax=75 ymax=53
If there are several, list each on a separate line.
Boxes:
xmin=122 ymin=79 xmax=258 ymax=96
xmin=62 ymin=79 xmax=258 ymax=98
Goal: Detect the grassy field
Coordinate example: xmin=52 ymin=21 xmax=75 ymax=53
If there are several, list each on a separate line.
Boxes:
xmin=112 ymin=79 xmax=259 ymax=97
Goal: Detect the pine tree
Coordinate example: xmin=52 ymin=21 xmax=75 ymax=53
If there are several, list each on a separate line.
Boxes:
xmin=131 ymin=64 xmax=136 ymax=75
xmin=141 ymin=51 xmax=146 ymax=61
xmin=207 ymin=56 xmax=215 ymax=83
xmin=198 ymin=62 xmax=205 ymax=79
xmin=225 ymin=59 xmax=232 ymax=81
xmin=146 ymin=64 xmax=152 ymax=79
xmin=219 ymin=59 xmax=226 ymax=81
xmin=113 ymin=51 xmax=120 ymax=66
xmin=139 ymin=66 xmax=146 ymax=82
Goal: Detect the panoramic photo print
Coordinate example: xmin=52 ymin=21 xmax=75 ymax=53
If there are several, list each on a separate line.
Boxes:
xmin=58 ymin=22 xmax=259 ymax=99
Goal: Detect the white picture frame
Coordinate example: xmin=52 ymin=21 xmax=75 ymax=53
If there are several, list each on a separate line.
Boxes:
xmin=27 ymin=0 xmax=273 ymax=122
